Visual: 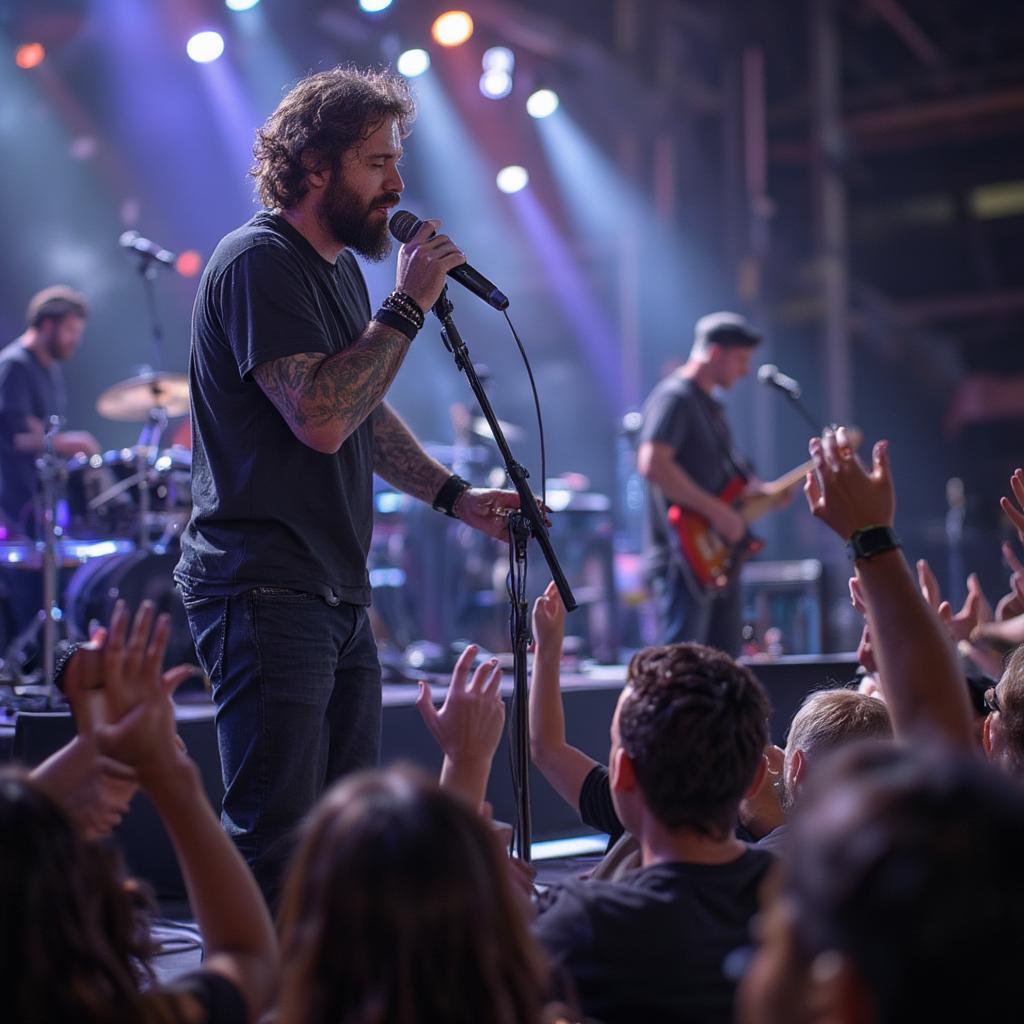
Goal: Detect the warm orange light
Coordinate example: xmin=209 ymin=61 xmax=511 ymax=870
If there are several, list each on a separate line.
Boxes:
xmin=431 ymin=11 xmax=473 ymax=47
xmin=15 ymin=43 xmax=45 ymax=69
xmin=176 ymin=250 xmax=203 ymax=278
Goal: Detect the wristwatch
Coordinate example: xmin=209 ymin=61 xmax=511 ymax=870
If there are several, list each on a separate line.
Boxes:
xmin=848 ymin=525 xmax=901 ymax=562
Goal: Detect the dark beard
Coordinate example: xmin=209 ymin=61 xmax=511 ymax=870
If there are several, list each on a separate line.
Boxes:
xmin=318 ymin=177 xmax=395 ymax=262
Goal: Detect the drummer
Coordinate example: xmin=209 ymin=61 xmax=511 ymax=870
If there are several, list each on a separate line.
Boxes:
xmin=0 ymin=286 xmax=100 ymax=535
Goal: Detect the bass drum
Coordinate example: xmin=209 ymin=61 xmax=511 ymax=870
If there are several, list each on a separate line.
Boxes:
xmin=64 ymin=549 xmax=197 ymax=670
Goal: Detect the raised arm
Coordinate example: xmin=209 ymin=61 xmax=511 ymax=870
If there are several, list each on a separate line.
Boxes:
xmin=637 ymin=440 xmax=745 ymax=544
xmin=416 ymin=644 xmax=505 ymax=811
xmin=805 ymin=429 xmax=973 ymax=748
xmin=528 ymin=582 xmax=600 ymax=811
xmin=252 ymin=219 xmax=464 ymax=454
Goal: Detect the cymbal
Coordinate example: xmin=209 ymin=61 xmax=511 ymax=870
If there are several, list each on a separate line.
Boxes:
xmin=472 ymin=416 xmax=525 ymax=443
xmin=96 ymin=372 xmax=190 ymax=421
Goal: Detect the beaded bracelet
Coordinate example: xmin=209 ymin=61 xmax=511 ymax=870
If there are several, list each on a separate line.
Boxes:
xmin=381 ymin=290 xmax=425 ymax=330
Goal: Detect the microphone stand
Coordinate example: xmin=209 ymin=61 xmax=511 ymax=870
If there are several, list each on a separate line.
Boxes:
xmin=774 ymin=386 xmax=822 ymax=433
xmin=128 ymin=248 xmax=171 ymax=548
xmin=431 ymin=286 xmax=577 ymax=863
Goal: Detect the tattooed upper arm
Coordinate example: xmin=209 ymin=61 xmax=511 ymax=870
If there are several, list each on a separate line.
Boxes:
xmin=251 ymin=322 xmax=414 ymax=454
xmin=252 ymin=353 xmax=335 ymax=452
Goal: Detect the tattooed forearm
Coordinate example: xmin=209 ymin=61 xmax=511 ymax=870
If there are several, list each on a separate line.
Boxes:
xmin=372 ymin=403 xmax=450 ymax=503
xmin=253 ymin=321 xmax=411 ymax=453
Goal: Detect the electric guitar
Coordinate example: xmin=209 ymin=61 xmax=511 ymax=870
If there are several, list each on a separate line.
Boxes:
xmin=668 ymin=428 xmax=862 ymax=592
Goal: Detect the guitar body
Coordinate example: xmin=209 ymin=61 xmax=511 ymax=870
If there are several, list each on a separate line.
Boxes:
xmin=668 ymin=476 xmax=764 ymax=593
xmin=665 ymin=428 xmax=861 ymax=594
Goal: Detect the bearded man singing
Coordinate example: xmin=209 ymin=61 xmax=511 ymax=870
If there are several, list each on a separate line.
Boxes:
xmin=175 ymin=66 xmax=519 ymax=906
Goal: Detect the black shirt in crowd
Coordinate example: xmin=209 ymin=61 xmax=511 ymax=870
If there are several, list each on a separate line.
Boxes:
xmin=175 ymin=211 xmax=376 ymax=604
xmin=535 ymin=847 xmax=773 ymax=1024
xmin=639 ymin=375 xmax=741 ymax=577
xmin=0 ymin=340 xmax=66 ymax=530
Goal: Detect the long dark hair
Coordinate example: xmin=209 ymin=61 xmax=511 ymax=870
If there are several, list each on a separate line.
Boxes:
xmin=277 ymin=766 xmax=553 ymax=1024
xmin=0 ymin=769 xmax=174 ymax=1024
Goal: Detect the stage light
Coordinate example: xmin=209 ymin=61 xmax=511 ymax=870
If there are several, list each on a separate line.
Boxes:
xmin=15 ymin=42 xmax=45 ymax=69
xmin=480 ymin=68 xmax=512 ymax=100
xmin=359 ymin=0 xmax=393 ymax=10
xmin=396 ymin=48 xmax=430 ymax=77
xmin=176 ymin=250 xmax=203 ymax=277
xmin=186 ymin=31 xmax=225 ymax=64
xmin=483 ymin=46 xmax=514 ymax=72
xmin=225 ymin=0 xmax=260 ymax=9
xmin=431 ymin=11 xmax=473 ymax=47
xmin=496 ymin=165 xmax=529 ymax=194
xmin=526 ymin=88 xmax=559 ymax=119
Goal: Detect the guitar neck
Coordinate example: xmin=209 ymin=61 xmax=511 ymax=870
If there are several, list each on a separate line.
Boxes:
xmin=740 ymin=458 xmax=814 ymax=523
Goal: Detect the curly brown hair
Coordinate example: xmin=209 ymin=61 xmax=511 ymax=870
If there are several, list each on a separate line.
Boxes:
xmin=619 ymin=643 xmax=770 ymax=838
xmin=251 ymin=64 xmax=415 ymax=210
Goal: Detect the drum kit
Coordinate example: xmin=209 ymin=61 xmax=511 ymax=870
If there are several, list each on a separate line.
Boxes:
xmin=1 ymin=373 xmax=621 ymax=704
xmin=1 ymin=371 xmax=195 ymax=705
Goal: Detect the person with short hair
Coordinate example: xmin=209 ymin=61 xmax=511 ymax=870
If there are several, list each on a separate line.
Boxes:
xmin=175 ymin=64 xmax=519 ymax=907
xmin=0 ymin=284 xmax=100 ymax=532
xmin=749 ymin=687 xmax=893 ymax=852
xmin=636 ymin=312 xmax=764 ymax=654
xmin=534 ymin=642 xmax=773 ymax=1024
xmin=738 ymin=743 xmax=1024 ymax=1024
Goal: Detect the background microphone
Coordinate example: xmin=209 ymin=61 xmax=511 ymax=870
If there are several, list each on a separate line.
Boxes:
xmin=389 ymin=210 xmax=509 ymax=311
xmin=757 ymin=363 xmax=802 ymax=399
xmin=119 ymin=230 xmax=176 ymax=267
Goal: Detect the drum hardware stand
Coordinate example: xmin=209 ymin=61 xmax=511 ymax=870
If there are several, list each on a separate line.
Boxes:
xmin=431 ymin=286 xmax=577 ymax=863
xmin=4 ymin=418 xmax=72 ymax=705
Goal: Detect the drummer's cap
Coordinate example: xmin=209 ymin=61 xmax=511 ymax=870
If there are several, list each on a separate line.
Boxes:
xmin=26 ymin=285 xmax=89 ymax=328
xmin=694 ymin=312 xmax=762 ymax=349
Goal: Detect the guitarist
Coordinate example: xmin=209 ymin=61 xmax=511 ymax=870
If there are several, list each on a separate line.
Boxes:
xmin=637 ymin=312 xmax=766 ymax=655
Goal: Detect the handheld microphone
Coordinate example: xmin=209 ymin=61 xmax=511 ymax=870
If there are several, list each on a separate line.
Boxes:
xmin=388 ymin=210 xmax=509 ymax=311
xmin=119 ymin=231 xmax=176 ymax=267
xmin=757 ymin=363 xmax=802 ymax=399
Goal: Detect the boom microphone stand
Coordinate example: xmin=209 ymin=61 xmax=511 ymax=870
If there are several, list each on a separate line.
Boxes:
xmin=431 ymin=286 xmax=577 ymax=862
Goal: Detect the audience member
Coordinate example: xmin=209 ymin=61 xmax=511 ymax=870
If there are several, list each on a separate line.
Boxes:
xmin=737 ymin=742 xmax=1024 ymax=1024
xmin=743 ymin=688 xmax=892 ymax=852
xmin=532 ymin=642 xmax=772 ymax=1023
xmin=0 ymin=601 xmax=276 ymax=1024
xmin=276 ymin=766 xmax=563 ymax=1024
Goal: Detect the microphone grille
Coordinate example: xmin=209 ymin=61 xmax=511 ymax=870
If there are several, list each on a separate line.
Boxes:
xmin=388 ymin=210 xmax=422 ymax=243
xmin=756 ymin=363 xmax=777 ymax=384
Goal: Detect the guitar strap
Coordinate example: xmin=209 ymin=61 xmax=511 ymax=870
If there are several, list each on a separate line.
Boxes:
xmin=687 ymin=381 xmax=752 ymax=486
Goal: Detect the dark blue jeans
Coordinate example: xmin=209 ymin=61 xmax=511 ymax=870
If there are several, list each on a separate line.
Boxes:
xmin=649 ymin=559 xmax=742 ymax=656
xmin=182 ymin=587 xmax=381 ymax=907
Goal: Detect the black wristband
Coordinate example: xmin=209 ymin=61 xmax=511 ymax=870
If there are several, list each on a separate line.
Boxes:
xmin=848 ymin=525 xmax=901 ymax=562
xmin=374 ymin=308 xmax=418 ymax=341
xmin=432 ymin=474 xmax=472 ymax=518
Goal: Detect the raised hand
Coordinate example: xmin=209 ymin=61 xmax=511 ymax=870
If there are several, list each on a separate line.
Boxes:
xmin=416 ymin=645 xmax=505 ymax=808
xmin=916 ymin=559 xmax=987 ymax=643
xmin=804 ymin=428 xmax=894 ymax=540
xmin=62 ymin=600 xmax=201 ymax=734
xmin=532 ymin=582 xmax=566 ymax=659
xmin=394 ymin=218 xmax=466 ymax=313
xmin=1000 ymin=468 xmax=1024 ymax=545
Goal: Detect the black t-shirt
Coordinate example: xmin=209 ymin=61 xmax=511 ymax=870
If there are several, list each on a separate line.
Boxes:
xmin=639 ymin=375 xmax=740 ymax=576
xmin=156 ymin=969 xmax=248 ymax=1024
xmin=175 ymin=211 xmax=376 ymax=604
xmin=535 ymin=848 xmax=773 ymax=1024
xmin=0 ymin=341 xmax=66 ymax=528
xmin=579 ymin=763 xmax=624 ymax=842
